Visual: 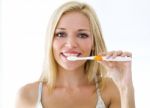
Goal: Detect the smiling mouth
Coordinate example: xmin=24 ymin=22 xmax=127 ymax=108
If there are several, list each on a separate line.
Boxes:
xmin=61 ymin=52 xmax=82 ymax=58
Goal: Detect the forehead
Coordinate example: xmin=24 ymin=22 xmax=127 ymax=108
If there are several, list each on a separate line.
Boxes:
xmin=56 ymin=11 xmax=90 ymax=29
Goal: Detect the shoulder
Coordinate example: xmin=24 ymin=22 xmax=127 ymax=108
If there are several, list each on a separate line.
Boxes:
xmin=103 ymin=78 xmax=119 ymax=92
xmin=16 ymin=81 xmax=40 ymax=108
xmin=104 ymin=78 xmax=120 ymax=95
xmin=102 ymin=78 xmax=121 ymax=107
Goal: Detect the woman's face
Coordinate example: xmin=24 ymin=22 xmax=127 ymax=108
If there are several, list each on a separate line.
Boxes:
xmin=53 ymin=11 xmax=93 ymax=71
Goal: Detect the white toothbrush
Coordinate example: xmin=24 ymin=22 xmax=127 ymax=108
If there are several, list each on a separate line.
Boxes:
xmin=67 ymin=55 xmax=131 ymax=61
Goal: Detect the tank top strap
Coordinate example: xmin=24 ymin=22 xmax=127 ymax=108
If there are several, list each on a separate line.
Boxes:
xmin=95 ymin=76 xmax=100 ymax=96
xmin=36 ymin=82 xmax=43 ymax=108
xmin=95 ymin=76 xmax=106 ymax=108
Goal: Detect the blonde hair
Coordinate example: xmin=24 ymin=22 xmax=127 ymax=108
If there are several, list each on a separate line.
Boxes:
xmin=40 ymin=1 xmax=107 ymax=91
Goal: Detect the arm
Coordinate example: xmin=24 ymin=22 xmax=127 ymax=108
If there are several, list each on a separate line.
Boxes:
xmin=117 ymin=77 xmax=135 ymax=108
xmin=98 ymin=51 xmax=135 ymax=108
xmin=116 ymin=61 xmax=135 ymax=108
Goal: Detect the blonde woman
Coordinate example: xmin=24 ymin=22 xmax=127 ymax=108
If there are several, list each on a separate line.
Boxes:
xmin=16 ymin=1 xmax=135 ymax=108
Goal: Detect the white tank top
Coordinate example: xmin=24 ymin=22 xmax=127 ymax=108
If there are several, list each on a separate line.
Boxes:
xmin=36 ymin=79 xmax=106 ymax=108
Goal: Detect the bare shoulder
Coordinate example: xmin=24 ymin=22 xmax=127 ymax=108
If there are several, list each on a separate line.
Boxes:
xmin=16 ymin=81 xmax=40 ymax=108
xmin=102 ymin=78 xmax=121 ymax=108
xmin=103 ymin=78 xmax=119 ymax=92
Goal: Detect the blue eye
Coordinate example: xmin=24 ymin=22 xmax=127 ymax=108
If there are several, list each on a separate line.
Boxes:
xmin=78 ymin=33 xmax=89 ymax=38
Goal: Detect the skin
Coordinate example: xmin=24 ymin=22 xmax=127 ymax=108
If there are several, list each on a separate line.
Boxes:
xmin=16 ymin=11 xmax=135 ymax=108
xmin=98 ymin=51 xmax=135 ymax=108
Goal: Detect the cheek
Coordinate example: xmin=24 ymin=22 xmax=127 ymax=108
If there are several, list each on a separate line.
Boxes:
xmin=52 ymin=40 xmax=62 ymax=56
xmin=81 ymin=40 xmax=93 ymax=56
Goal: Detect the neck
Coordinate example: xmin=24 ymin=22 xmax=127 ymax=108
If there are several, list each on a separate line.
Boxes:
xmin=56 ymin=66 xmax=90 ymax=88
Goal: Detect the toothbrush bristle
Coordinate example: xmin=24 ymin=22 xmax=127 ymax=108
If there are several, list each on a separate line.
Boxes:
xmin=67 ymin=56 xmax=77 ymax=61
xmin=94 ymin=56 xmax=103 ymax=61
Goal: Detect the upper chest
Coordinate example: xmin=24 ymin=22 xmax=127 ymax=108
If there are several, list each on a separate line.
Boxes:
xmin=41 ymin=86 xmax=99 ymax=108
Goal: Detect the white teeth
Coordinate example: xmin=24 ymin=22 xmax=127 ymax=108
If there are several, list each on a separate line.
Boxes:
xmin=63 ymin=53 xmax=79 ymax=57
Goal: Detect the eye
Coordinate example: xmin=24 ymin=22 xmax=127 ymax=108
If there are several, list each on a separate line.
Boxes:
xmin=78 ymin=33 xmax=89 ymax=38
xmin=55 ymin=32 xmax=66 ymax=38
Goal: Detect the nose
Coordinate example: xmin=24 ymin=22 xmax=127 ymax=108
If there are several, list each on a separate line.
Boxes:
xmin=65 ymin=36 xmax=77 ymax=48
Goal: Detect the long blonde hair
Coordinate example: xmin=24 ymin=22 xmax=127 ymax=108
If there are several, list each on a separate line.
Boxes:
xmin=40 ymin=1 xmax=107 ymax=91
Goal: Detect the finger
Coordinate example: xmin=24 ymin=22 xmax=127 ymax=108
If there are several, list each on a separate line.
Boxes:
xmin=117 ymin=50 xmax=123 ymax=56
xmin=121 ymin=51 xmax=132 ymax=57
xmin=98 ymin=52 xmax=107 ymax=56
xmin=112 ymin=51 xmax=118 ymax=58
xmin=106 ymin=51 xmax=115 ymax=58
xmin=112 ymin=50 xmax=123 ymax=58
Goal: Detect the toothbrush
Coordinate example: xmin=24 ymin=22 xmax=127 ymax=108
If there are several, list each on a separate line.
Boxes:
xmin=67 ymin=55 xmax=131 ymax=61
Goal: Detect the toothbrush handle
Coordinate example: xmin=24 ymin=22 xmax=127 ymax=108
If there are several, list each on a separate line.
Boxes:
xmin=103 ymin=56 xmax=132 ymax=61
xmin=73 ymin=56 xmax=94 ymax=60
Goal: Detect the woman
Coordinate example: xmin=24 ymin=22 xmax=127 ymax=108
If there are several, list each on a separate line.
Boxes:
xmin=16 ymin=1 xmax=135 ymax=108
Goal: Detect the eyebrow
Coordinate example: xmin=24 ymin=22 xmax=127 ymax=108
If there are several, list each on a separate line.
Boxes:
xmin=56 ymin=28 xmax=90 ymax=32
xmin=78 ymin=29 xmax=90 ymax=32
xmin=56 ymin=28 xmax=66 ymax=30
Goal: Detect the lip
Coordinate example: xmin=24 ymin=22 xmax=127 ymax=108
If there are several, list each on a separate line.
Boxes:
xmin=60 ymin=51 xmax=82 ymax=61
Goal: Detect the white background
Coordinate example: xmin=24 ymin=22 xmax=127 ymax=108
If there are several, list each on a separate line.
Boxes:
xmin=1 ymin=0 xmax=150 ymax=107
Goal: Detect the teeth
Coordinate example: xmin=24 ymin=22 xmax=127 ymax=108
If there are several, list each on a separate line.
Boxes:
xmin=63 ymin=53 xmax=79 ymax=57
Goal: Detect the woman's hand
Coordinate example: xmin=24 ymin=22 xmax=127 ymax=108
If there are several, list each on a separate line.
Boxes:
xmin=97 ymin=51 xmax=133 ymax=87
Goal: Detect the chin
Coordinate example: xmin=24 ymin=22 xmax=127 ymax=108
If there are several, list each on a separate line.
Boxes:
xmin=61 ymin=63 xmax=84 ymax=72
